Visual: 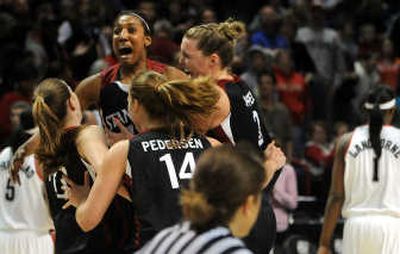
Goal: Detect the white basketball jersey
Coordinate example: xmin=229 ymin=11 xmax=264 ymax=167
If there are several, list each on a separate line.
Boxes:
xmin=0 ymin=148 xmax=54 ymax=232
xmin=342 ymin=125 xmax=400 ymax=218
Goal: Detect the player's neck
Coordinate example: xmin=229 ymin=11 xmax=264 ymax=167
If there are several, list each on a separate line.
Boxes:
xmin=214 ymin=68 xmax=233 ymax=82
xmin=120 ymin=60 xmax=147 ymax=82
xmin=139 ymin=118 xmax=167 ymax=133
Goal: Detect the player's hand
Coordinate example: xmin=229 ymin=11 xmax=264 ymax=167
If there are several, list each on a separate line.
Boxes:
xmin=317 ymin=246 xmax=331 ymax=254
xmin=9 ymin=129 xmax=39 ymax=185
xmin=105 ymin=118 xmax=134 ymax=146
xmin=264 ymin=141 xmax=286 ymax=172
xmin=262 ymin=141 xmax=286 ymax=188
xmin=62 ymin=172 xmax=90 ymax=209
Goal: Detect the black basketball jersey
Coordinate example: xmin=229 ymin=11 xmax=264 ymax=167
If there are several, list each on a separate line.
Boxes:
xmin=45 ymin=127 xmax=135 ymax=254
xmin=208 ymin=76 xmax=271 ymax=150
xmin=127 ymin=130 xmax=212 ymax=247
xmin=99 ymin=60 xmax=167 ymax=133
xmin=208 ymin=77 xmax=281 ymax=253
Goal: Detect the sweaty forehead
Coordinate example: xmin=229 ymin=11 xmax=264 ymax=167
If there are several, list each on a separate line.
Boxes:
xmin=182 ymin=38 xmax=201 ymax=52
xmin=115 ymin=15 xmax=143 ymax=28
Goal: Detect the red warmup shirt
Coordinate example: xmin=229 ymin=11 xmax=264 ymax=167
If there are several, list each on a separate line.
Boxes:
xmin=273 ymin=68 xmax=307 ymax=124
xmin=305 ymin=141 xmax=334 ymax=169
xmin=377 ymin=59 xmax=400 ymax=91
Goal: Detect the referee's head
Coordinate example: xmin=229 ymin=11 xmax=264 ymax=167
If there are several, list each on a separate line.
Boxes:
xmin=181 ymin=142 xmax=265 ymax=237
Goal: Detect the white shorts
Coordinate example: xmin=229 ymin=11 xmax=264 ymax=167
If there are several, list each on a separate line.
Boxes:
xmin=0 ymin=230 xmax=54 ymax=254
xmin=343 ymin=215 xmax=400 ymax=254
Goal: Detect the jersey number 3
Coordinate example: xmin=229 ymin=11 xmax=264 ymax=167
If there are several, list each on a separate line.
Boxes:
xmin=160 ymin=152 xmax=196 ymax=189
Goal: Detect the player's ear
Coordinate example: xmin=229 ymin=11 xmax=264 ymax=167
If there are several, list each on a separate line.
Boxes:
xmin=144 ymin=36 xmax=152 ymax=47
xmin=209 ymin=53 xmax=221 ymax=67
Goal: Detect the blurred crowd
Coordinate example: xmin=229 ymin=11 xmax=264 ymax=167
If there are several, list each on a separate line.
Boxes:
xmin=1 ymin=0 xmax=400 ymax=249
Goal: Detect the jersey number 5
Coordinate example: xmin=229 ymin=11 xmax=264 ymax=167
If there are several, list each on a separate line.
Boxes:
xmin=160 ymin=152 xmax=196 ymax=189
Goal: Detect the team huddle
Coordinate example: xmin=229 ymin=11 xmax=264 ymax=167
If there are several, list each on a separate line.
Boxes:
xmin=1 ymin=10 xmax=400 ymax=254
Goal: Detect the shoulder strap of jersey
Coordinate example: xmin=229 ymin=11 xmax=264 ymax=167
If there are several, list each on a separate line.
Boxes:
xmin=146 ymin=59 xmax=167 ymax=74
xmin=217 ymin=75 xmax=241 ymax=90
xmin=100 ymin=60 xmax=166 ymax=88
xmin=100 ymin=64 xmax=121 ymax=88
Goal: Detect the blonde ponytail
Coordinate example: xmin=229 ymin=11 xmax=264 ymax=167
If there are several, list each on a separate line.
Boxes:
xmin=33 ymin=78 xmax=71 ymax=177
xmin=217 ymin=19 xmax=246 ymax=42
xmin=130 ymin=72 xmax=220 ymax=138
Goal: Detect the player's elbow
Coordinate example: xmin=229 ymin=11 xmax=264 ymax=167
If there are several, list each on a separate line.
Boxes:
xmin=329 ymin=192 xmax=345 ymax=205
xmin=76 ymin=207 xmax=101 ymax=232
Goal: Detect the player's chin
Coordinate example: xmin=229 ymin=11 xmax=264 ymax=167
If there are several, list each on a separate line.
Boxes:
xmin=118 ymin=56 xmax=136 ymax=65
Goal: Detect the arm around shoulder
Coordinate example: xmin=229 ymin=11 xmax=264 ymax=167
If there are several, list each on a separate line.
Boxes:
xmin=76 ymin=125 xmax=108 ymax=172
xmin=75 ymin=73 xmax=102 ymax=111
xmin=165 ymin=66 xmax=188 ymax=80
xmin=206 ymin=137 xmax=222 ymax=147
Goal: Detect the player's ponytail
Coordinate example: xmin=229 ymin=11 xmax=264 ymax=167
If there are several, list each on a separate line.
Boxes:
xmin=369 ymin=97 xmax=383 ymax=160
xmin=183 ymin=19 xmax=246 ymax=68
xmin=155 ymin=76 xmax=220 ymax=136
xmin=130 ymin=71 xmax=220 ymax=137
xmin=364 ymin=85 xmax=395 ymax=180
xmin=33 ymin=78 xmax=71 ymax=177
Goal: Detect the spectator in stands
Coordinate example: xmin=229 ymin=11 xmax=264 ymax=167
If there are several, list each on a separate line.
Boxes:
xmin=9 ymin=101 xmax=31 ymax=135
xmin=240 ymin=45 xmax=270 ymax=96
xmin=258 ymin=69 xmax=293 ymax=162
xmin=295 ymin=0 xmax=345 ymax=120
xmin=305 ymin=121 xmax=334 ymax=178
xmin=199 ymin=6 xmax=217 ymax=24
xmin=353 ymin=52 xmax=381 ymax=123
xmin=0 ymin=55 xmax=38 ymax=146
xmin=377 ymin=38 xmax=400 ymax=92
xmin=273 ymin=49 xmax=308 ymax=157
xmin=148 ymin=19 xmax=179 ymax=65
xmin=280 ymin=11 xmax=316 ymax=75
xmin=274 ymin=50 xmax=308 ymax=126
xmin=250 ymin=5 xmax=289 ymax=51
xmin=357 ymin=23 xmax=382 ymax=58
xmin=304 ymin=121 xmax=334 ymax=203
xmin=271 ymin=163 xmax=298 ymax=254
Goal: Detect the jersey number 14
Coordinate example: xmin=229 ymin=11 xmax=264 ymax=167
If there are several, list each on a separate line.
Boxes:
xmin=160 ymin=152 xmax=196 ymax=189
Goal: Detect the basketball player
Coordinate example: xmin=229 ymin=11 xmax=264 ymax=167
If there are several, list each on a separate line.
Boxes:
xmin=318 ymin=85 xmax=400 ymax=254
xmin=64 ymin=71 xmax=224 ymax=249
xmin=9 ymin=11 xmax=186 ymax=182
xmin=75 ymin=11 xmax=187 ymax=144
xmin=138 ymin=142 xmax=285 ymax=254
xmin=32 ymin=78 xmax=134 ymax=253
xmin=180 ymin=20 xmax=280 ymax=253
xmin=0 ymin=128 xmax=54 ymax=254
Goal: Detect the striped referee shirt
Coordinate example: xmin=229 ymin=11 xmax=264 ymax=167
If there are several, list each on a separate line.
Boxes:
xmin=136 ymin=221 xmax=253 ymax=254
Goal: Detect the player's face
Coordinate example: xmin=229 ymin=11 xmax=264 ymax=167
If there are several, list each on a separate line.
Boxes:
xmin=259 ymin=75 xmax=274 ymax=96
xmin=112 ymin=15 xmax=151 ymax=66
xmin=179 ymin=37 xmax=211 ymax=77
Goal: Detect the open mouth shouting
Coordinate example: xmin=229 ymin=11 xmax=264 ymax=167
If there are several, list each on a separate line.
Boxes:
xmin=118 ymin=46 xmax=133 ymax=59
xmin=182 ymin=68 xmax=191 ymax=77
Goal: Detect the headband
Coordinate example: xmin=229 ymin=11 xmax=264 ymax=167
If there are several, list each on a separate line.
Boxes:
xmin=125 ymin=12 xmax=151 ymax=35
xmin=364 ymin=99 xmax=396 ymax=110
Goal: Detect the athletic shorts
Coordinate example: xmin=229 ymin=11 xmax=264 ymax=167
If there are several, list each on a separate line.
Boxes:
xmin=343 ymin=215 xmax=400 ymax=254
xmin=0 ymin=230 xmax=54 ymax=254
